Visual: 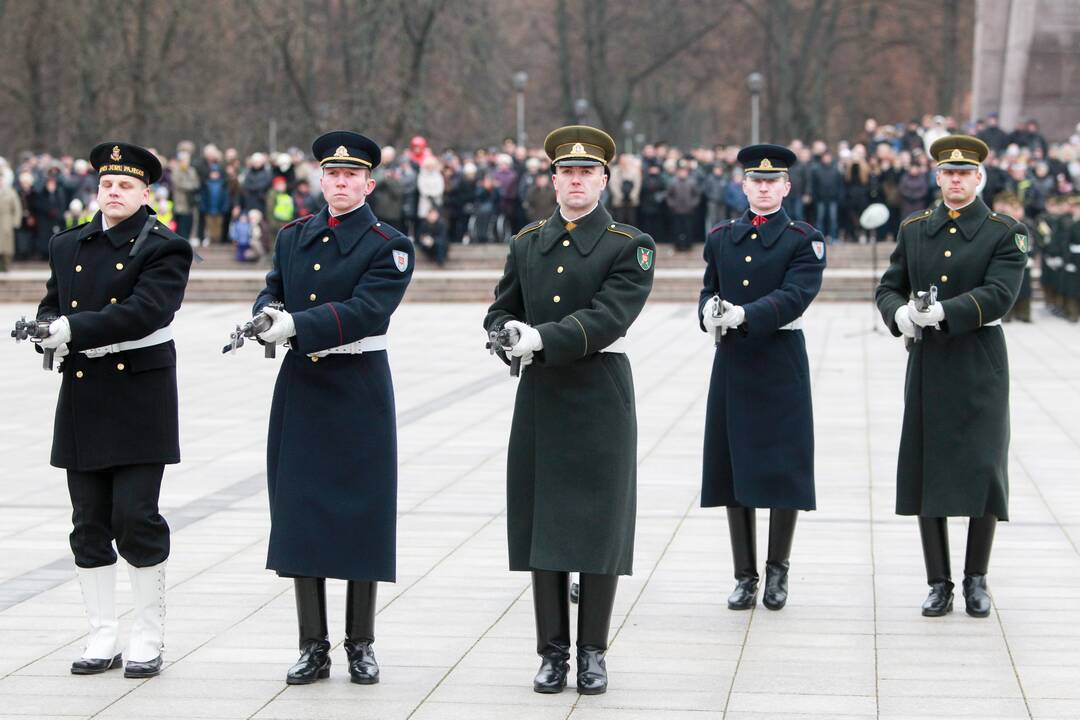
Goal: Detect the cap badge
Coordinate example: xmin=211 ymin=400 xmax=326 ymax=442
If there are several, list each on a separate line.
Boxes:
xmin=950 ymin=149 xmax=964 ymax=161
xmin=760 ymin=158 xmax=772 ymax=169
xmin=571 ymin=143 xmax=585 ymax=155
xmin=110 ymin=145 xmax=122 ymax=162
xmin=334 ymin=145 xmax=349 ymax=158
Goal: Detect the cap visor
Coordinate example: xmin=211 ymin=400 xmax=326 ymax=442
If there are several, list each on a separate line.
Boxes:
xmin=936 ymin=161 xmax=980 ymax=170
xmin=745 ymin=170 xmax=787 ymax=179
xmin=554 ymin=159 xmax=603 ymax=167
xmin=321 ymin=160 xmax=369 ymax=169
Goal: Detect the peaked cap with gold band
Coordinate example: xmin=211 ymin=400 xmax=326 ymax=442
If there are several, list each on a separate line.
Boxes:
xmin=89 ymin=142 xmax=162 ymax=185
xmin=312 ymin=130 xmax=381 ymax=170
xmin=737 ymin=143 xmax=797 ymax=178
xmin=544 ymin=125 xmax=617 ymax=167
xmin=929 ymin=134 xmax=988 ymax=170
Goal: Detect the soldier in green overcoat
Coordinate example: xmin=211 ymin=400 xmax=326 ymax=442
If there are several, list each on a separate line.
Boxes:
xmin=485 ymin=125 xmax=655 ymax=695
xmin=876 ymin=135 xmax=1027 ymax=619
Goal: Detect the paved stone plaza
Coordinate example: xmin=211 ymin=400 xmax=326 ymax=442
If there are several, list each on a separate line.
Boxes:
xmin=0 ymin=301 xmax=1078 ymax=719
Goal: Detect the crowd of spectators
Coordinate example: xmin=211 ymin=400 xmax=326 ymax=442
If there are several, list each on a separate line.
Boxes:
xmin=1 ymin=113 xmax=1078 ymax=271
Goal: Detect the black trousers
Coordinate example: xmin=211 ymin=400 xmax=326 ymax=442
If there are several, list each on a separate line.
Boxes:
xmin=66 ymin=464 xmax=170 ymax=568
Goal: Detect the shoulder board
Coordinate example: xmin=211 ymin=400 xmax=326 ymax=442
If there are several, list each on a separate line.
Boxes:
xmin=707 ymin=219 xmax=734 ymax=235
xmin=281 ymin=214 xmax=315 ymax=232
xmin=987 ymin=211 xmax=1018 ymax=228
xmin=606 ymin=222 xmax=637 ymax=240
xmin=148 ymin=221 xmax=183 ymax=242
xmin=53 ymin=222 xmax=86 ymax=239
xmin=900 ymin=210 xmax=932 ymax=228
xmin=371 ymin=221 xmax=399 ymax=241
xmin=513 ymin=219 xmax=545 ymax=240
xmin=787 ymin=220 xmax=815 ymax=236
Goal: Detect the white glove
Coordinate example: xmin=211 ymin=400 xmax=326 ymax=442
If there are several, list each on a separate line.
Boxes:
xmin=908 ymin=294 xmax=945 ymax=328
xmin=504 ymin=320 xmax=543 ymax=357
xmin=55 ymin=343 xmax=70 ymax=359
xmin=716 ymin=300 xmax=745 ymax=329
xmin=702 ymin=296 xmax=724 ymax=330
xmin=894 ymin=305 xmax=916 ymax=338
xmin=519 ymin=350 xmax=534 ymax=368
xmin=39 ymin=316 xmax=71 ymax=350
xmin=257 ymin=306 xmax=295 ymax=344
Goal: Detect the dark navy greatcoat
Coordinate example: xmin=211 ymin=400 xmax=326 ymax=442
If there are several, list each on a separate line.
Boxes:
xmin=37 ymin=207 xmax=192 ymax=471
xmin=254 ymin=203 xmax=414 ymax=582
xmin=698 ymin=208 xmax=825 ymax=510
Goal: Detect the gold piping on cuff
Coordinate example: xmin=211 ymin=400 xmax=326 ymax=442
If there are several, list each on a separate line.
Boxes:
xmin=569 ymin=314 xmax=588 ymax=356
xmin=968 ymin=294 xmax=983 ymax=327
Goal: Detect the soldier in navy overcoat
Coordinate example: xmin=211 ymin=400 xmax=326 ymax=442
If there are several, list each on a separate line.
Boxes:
xmin=250 ymin=131 xmax=414 ymax=685
xmin=699 ymin=144 xmax=826 ymax=612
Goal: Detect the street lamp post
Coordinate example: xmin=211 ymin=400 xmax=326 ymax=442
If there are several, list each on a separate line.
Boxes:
xmin=574 ymin=98 xmax=589 ymax=124
xmin=622 ymin=119 xmax=635 ymax=154
xmin=512 ymin=71 xmax=528 ymax=148
xmin=746 ymin=72 xmax=764 ymax=144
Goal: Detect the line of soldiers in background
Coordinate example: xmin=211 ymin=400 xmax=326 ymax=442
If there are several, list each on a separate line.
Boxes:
xmin=2 ymin=115 xmax=1078 ymax=271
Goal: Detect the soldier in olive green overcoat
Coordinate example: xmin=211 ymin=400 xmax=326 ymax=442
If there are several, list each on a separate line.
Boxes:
xmin=485 ymin=125 xmax=655 ymax=696
xmin=876 ymin=135 xmax=1027 ymax=620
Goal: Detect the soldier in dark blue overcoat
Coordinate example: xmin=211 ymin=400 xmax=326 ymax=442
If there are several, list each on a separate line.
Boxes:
xmin=32 ymin=143 xmax=192 ymax=679
xmin=250 ymin=131 xmax=413 ymax=686
xmin=698 ymin=144 xmax=826 ymax=612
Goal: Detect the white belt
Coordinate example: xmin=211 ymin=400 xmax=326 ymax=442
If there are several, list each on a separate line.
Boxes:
xmin=600 ymin=337 xmax=628 ymax=354
xmin=779 ymin=317 xmax=804 ymax=331
xmin=81 ymin=326 xmax=174 ymax=358
xmin=1069 ymin=244 xmax=1080 ymax=253
xmin=308 ymin=334 xmax=388 ymax=357
xmin=984 ymin=319 xmax=1002 ymax=327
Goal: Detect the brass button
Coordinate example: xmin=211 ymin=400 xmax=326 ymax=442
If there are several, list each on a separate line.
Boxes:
xmin=944 ymin=250 xmax=952 ymax=258
xmin=553 ymin=295 xmax=561 ymax=303
xmin=557 ymin=266 xmax=564 ymax=273
xmin=71 ymin=300 xmax=78 ymax=308
xmin=322 ymin=236 xmax=329 ymax=243
xmin=310 ymin=356 xmax=319 ymax=363
xmin=110 ymin=298 xmax=118 ymax=304
xmin=75 ymin=371 xmax=84 ymax=379
xmin=949 ymin=227 xmax=957 ymax=234
xmin=116 ymin=363 xmax=125 ymax=371
xmin=562 ymin=239 xmax=570 ymax=247
xmin=313 ymin=263 xmax=321 ymax=271
xmin=115 ymin=262 xmax=124 ymax=270
xmin=941 ymin=275 xmax=949 ymax=283
xmin=75 ymin=265 xmax=82 ymax=272
xmin=745 ymin=255 xmax=752 ymax=263
xmin=751 ymin=233 xmax=758 ymax=240
xmin=742 ymin=279 xmax=750 ymax=287
xmin=309 ymin=293 xmax=317 ymax=301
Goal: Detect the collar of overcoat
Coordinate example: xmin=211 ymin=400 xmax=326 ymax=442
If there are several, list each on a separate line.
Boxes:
xmin=926 ymin=198 xmax=990 ymax=241
xmin=299 ymin=202 xmax=377 ymax=254
xmin=730 ymin=207 xmax=791 ymax=248
xmin=538 ymin=203 xmax=615 ymax=256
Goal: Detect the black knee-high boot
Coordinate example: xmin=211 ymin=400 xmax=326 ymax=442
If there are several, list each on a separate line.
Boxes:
xmin=918 ymin=517 xmax=953 ymax=617
xmin=532 ymin=570 xmax=570 ymax=693
xmin=764 ymin=509 xmax=798 ymax=610
xmin=727 ymin=507 xmax=758 ymax=610
xmin=963 ymin=514 xmax=997 ymax=618
xmin=286 ymin=577 xmax=330 ymax=684
xmin=576 ymin=573 xmax=618 ymax=695
xmin=345 ymin=580 xmax=379 ymax=683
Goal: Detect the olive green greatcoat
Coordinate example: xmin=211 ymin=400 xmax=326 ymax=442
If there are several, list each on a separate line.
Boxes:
xmin=485 ymin=203 xmax=655 ymax=575
xmin=875 ymin=199 xmax=1027 ymax=520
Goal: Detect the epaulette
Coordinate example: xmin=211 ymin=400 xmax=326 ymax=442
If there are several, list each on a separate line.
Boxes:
xmin=371 ymin=221 xmax=397 ymax=241
xmin=606 ymin=222 xmax=637 ymax=240
xmin=148 ymin=220 xmax=183 ymax=242
xmin=281 ymin=214 xmax=315 ymax=232
xmin=54 ymin=222 xmax=86 ymax=239
xmin=787 ymin=220 xmax=816 ymax=236
xmin=901 ymin=209 xmax=932 ymax=228
xmin=987 ymin=211 xmax=1018 ymax=228
xmin=708 ymin=219 xmax=735 ymax=235
xmin=514 ymin=219 xmax=545 ymax=240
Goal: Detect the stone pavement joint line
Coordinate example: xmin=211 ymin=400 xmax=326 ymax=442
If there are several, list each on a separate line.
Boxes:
xmin=0 ymin=302 xmax=1076 ymax=719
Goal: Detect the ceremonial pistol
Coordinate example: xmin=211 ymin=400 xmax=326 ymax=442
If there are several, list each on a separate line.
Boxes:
xmin=486 ymin=325 xmax=522 ymax=377
xmin=11 ymin=316 xmax=58 ymax=371
xmin=912 ymin=285 xmax=938 ymax=343
xmin=223 ymin=301 xmax=284 ymax=358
